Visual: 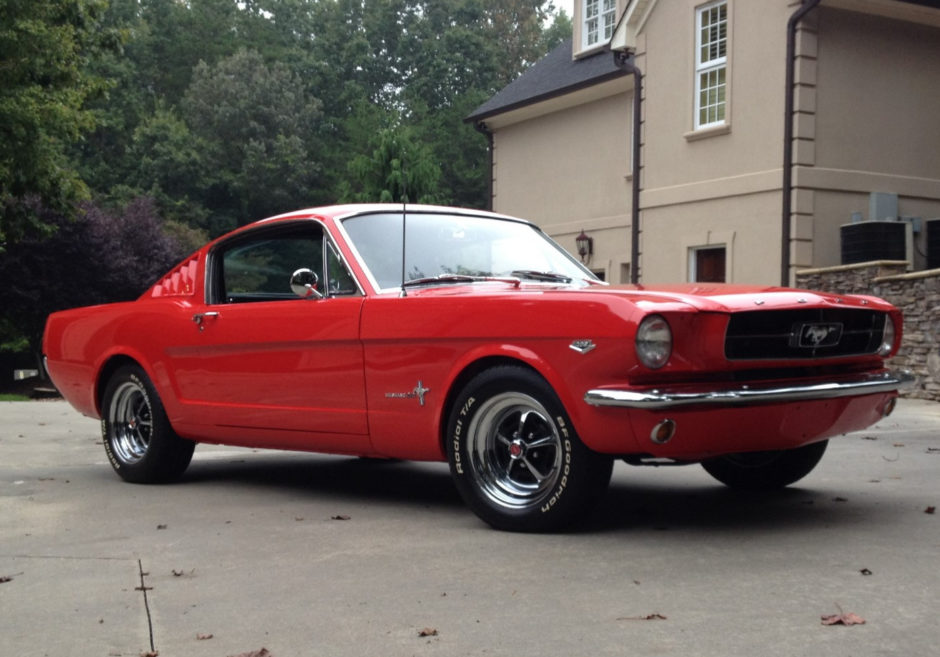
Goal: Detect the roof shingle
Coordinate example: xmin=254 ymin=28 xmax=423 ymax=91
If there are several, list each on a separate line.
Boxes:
xmin=465 ymin=39 xmax=628 ymax=124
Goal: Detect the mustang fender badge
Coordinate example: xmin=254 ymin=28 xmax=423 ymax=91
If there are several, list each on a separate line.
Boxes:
xmin=385 ymin=380 xmax=431 ymax=406
xmin=570 ymin=339 xmax=597 ymax=354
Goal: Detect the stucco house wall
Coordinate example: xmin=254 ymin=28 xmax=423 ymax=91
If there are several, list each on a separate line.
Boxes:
xmin=800 ymin=7 xmax=940 ymax=271
xmin=493 ymin=93 xmax=633 ymax=278
xmin=468 ymin=0 xmax=940 ymax=285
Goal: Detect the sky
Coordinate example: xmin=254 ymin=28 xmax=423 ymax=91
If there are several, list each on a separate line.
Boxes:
xmin=557 ymin=0 xmax=575 ymax=20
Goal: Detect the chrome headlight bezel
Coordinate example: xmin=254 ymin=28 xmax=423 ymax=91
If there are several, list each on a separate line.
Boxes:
xmin=635 ymin=314 xmax=672 ymax=369
xmin=877 ymin=315 xmax=896 ymax=357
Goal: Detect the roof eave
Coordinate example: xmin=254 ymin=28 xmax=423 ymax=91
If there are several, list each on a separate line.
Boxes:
xmin=464 ymin=68 xmax=630 ymax=125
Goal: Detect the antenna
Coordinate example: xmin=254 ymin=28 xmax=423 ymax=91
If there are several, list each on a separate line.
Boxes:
xmin=399 ymin=156 xmax=408 ymax=297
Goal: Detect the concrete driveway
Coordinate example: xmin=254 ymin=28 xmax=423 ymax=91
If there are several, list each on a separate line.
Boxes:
xmin=1 ymin=399 xmax=938 ymax=657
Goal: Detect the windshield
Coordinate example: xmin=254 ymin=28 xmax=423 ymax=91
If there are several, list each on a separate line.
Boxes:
xmin=341 ymin=212 xmax=599 ymax=290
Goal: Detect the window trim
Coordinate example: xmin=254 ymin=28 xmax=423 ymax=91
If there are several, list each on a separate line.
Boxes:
xmin=694 ymin=0 xmax=729 ymax=131
xmin=581 ymin=0 xmax=619 ymax=52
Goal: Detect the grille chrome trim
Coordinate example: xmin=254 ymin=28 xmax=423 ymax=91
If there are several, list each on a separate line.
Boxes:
xmin=725 ymin=309 xmax=886 ymax=360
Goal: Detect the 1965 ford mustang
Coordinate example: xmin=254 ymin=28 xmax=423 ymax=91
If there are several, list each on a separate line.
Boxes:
xmin=43 ymin=204 xmax=913 ymax=531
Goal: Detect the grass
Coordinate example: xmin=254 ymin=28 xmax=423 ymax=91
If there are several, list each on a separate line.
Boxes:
xmin=0 ymin=393 xmax=31 ymax=401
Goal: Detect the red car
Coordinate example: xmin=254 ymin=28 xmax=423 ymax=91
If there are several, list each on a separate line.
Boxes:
xmin=43 ymin=204 xmax=912 ymax=531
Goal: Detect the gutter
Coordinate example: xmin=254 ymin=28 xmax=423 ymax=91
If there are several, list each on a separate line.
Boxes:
xmin=473 ymin=121 xmax=495 ymax=211
xmin=613 ymin=52 xmax=642 ymax=284
xmin=782 ymin=0 xmax=822 ymax=286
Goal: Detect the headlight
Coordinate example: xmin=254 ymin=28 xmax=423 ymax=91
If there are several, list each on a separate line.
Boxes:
xmin=878 ymin=315 xmax=896 ymax=357
xmin=636 ymin=315 xmax=672 ymax=369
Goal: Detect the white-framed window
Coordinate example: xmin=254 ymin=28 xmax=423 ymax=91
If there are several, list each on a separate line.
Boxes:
xmin=694 ymin=0 xmax=728 ymax=129
xmin=689 ymin=245 xmax=726 ymax=282
xmin=583 ymin=0 xmax=617 ymax=50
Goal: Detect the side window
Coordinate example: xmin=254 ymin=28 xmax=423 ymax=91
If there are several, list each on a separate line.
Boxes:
xmin=213 ymin=224 xmax=361 ymax=303
xmin=221 ymin=230 xmax=324 ymax=303
xmin=326 ymin=241 xmax=359 ymax=296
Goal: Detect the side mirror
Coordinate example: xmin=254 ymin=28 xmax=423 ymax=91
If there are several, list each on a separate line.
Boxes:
xmin=290 ymin=268 xmax=323 ymax=300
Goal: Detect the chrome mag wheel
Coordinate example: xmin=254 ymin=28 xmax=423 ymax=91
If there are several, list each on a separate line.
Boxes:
xmin=108 ymin=379 xmax=154 ymax=465
xmin=101 ymin=365 xmax=194 ymax=483
xmin=465 ymin=392 xmax=563 ymax=510
xmin=447 ymin=366 xmax=613 ymax=532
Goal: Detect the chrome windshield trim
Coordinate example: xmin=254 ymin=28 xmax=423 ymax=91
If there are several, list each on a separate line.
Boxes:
xmin=584 ymin=370 xmax=915 ymax=410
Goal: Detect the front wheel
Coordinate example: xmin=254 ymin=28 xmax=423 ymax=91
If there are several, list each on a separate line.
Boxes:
xmin=701 ymin=440 xmax=828 ymax=490
xmin=101 ymin=365 xmax=194 ymax=483
xmin=447 ymin=366 xmax=613 ymax=532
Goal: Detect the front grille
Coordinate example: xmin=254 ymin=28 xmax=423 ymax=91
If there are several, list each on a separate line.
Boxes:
xmin=725 ymin=308 xmax=886 ymax=360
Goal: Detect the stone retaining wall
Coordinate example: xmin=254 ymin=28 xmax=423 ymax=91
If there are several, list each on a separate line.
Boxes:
xmin=796 ymin=261 xmax=940 ymax=401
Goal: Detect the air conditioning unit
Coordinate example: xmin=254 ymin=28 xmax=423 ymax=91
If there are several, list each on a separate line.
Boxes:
xmin=840 ymin=220 xmax=910 ymax=265
xmin=927 ymin=218 xmax=940 ymax=270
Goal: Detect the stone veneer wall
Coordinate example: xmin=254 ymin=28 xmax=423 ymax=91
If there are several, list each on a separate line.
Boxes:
xmin=795 ymin=261 xmax=940 ymax=401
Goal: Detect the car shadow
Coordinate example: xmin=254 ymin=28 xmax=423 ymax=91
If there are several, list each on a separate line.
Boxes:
xmin=183 ymin=452 xmax=465 ymax=510
xmin=587 ymin=474 xmax=875 ymax=535
xmin=181 ymin=453 xmax=883 ymax=534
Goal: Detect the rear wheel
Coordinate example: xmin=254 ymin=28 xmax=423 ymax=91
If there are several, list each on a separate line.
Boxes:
xmin=101 ymin=365 xmax=194 ymax=483
xmin=701 ymin=440 xmax=828 ymax=490
xmin=447 ymin=366 xmax=613 ymax=532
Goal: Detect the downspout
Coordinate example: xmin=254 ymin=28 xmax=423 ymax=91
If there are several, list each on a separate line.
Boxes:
xmin=474 ymin=121 xmax=494 ymax=211
xmin=782 ymin=0 xmax=822 ymax=286
xmin=613 ymin=52 xmax=642 ymax=284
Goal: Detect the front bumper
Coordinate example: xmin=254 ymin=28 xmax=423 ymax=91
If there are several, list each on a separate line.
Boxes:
xmin=584 ymin=369 xmax=915 ymax=410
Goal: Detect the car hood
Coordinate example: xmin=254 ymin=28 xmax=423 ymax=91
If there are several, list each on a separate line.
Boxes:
xmin=404 ymin=281 xmax=892 ymax=314
xmin=592 ymin=283 xmax=893 ymax=313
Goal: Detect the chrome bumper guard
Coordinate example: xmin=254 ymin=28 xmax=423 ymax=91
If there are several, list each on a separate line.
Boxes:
xmin=584 ymin=370 xmax=916 ymax=410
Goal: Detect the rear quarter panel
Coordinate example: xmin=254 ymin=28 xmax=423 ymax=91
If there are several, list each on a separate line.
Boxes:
xmin=43 ymin=299 xmax=196 ymax=419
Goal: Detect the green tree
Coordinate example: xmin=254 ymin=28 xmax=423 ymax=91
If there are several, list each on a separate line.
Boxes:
xmin=0 ymin=0 xmax=116 ymax=247
xmin=341 ymin=127 xmax=444 ymax=204
xmin=181 ymin=48 xmax=325 ymax=233
xmin=124 ymin=104 xmax=211 ymax=229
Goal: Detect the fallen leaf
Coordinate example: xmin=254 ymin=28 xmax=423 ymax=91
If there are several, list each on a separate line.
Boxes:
xmin=418 ymin=628 xmax=439 ymax=637
xmin=861 ymin=436 xmax=877 ymax=441
xmin=926 ymin=506 xmax=936 ymax=515
xmin=0 ymin=576 xmax=12 ymax=584
xmin=227 ymin=649 xmax=271 ymax=657
xmin=156 ymin=524 xmax=167 ymax=530
xmin=617 ymin=613 xmax=667 ymax=621
xmin=821 ymin=612 xmax=866 ymax=626
xmin=331 ymin=515 xmax=351 ymax=521
xmin=893 ymin=443 xmax=905 ymax=448
xmin=140 ymin=651 xmax=159 ymax=657
xmin=859 ymin=568 xmax=873 ymax=576
xmin=196 ymin=633 xmax=214 ymax=640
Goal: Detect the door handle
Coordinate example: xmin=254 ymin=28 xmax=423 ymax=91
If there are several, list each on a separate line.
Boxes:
xmin=192 ymin=312 xmax=220 ymax=330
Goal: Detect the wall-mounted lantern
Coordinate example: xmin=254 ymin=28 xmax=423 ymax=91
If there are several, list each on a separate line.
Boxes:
xmin=576 ymin=230 xmax=594 ymax=263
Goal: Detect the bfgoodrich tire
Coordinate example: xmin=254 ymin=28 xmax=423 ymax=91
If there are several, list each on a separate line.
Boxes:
xmin=446 ymin=366 xmax=613 ymax=532
xmin=701 ymin=440 xmax=828 ymax=491
xmin=101 ymin=365 xmax=194 ymax=483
